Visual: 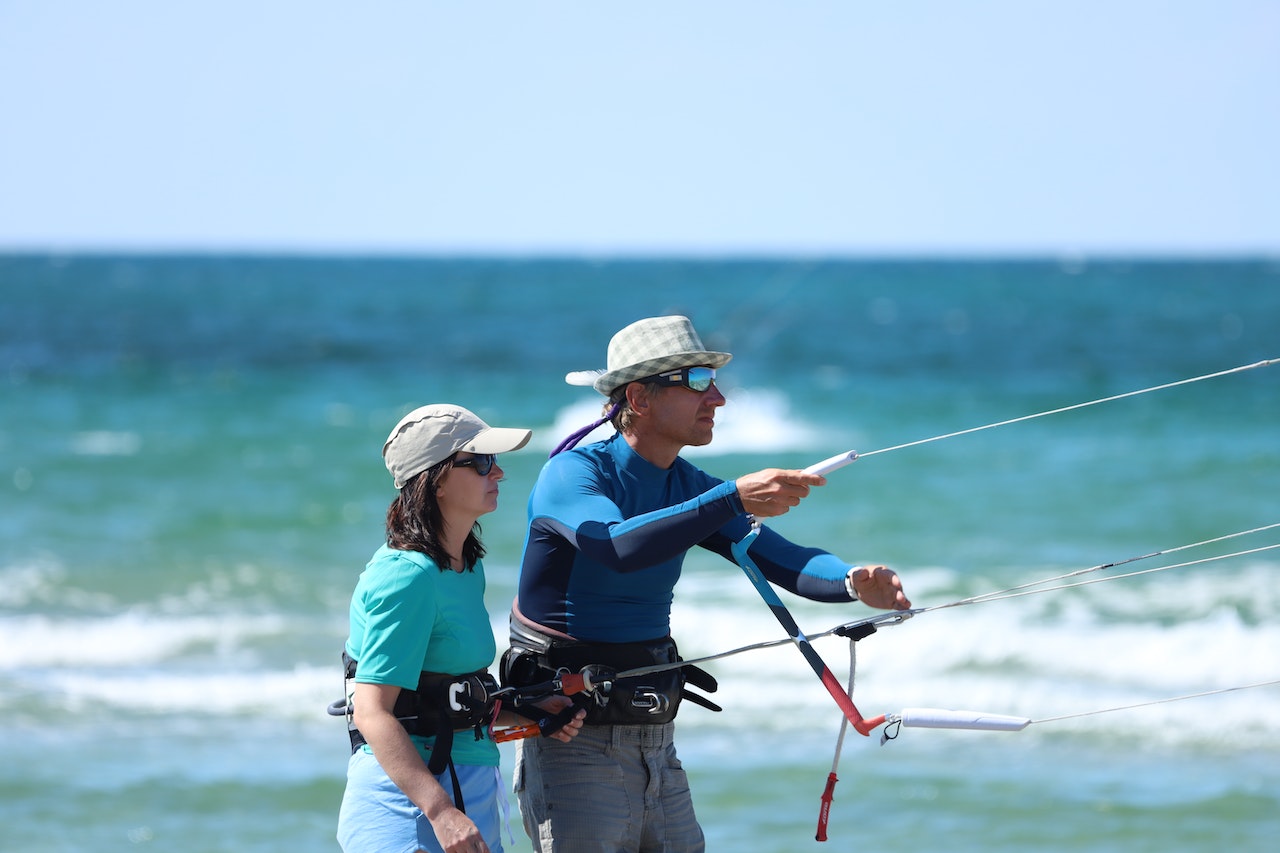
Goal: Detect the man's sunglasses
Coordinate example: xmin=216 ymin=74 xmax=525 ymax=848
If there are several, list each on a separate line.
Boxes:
xmin=453 ymin=453 xmax=496 ymax=476
xmin=646 ymin=366 xmax=716 ymax=393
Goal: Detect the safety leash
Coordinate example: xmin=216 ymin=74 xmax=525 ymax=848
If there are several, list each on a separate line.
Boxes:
xmin=730 ymin=522 xmax=884 ymax=736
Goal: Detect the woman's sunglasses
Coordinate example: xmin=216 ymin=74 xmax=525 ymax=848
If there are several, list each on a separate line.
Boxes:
xmin=453 ymin=453 xmax=496 ymax=476
xmin=646 ymin=366 xmax=716 ymax=393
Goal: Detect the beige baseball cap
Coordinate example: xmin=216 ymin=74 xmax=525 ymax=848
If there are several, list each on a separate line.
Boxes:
xmin=382 ymin=404 xmax=532 ymax=488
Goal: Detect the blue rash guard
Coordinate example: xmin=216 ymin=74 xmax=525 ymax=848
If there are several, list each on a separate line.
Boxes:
xmin=517 ymin=433 xmax=856 ymax=643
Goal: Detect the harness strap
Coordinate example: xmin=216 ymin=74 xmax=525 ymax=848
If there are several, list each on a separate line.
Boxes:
xmin=426 ymin=717 xmax=466 ymax=814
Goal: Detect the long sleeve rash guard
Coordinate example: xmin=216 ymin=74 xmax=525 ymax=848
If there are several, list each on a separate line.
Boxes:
xmin=516 ymin=434 xmax=856 ymax=643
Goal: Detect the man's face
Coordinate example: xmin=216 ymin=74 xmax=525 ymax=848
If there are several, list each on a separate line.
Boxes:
xmin=644 ymin=367 xmax=726 ymax=448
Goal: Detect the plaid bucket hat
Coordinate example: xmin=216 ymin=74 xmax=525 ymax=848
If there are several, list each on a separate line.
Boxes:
xmin=551 ymin=315 xmax=733 ymax=456
xmin=569 ymin=315 xmax=732 ymax=396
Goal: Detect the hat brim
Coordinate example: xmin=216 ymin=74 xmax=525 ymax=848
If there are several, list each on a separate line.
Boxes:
xmin=591 ymin=350 xmax=732 ymax=395
xmin=458 ymin=426 xmax=533 ymax=455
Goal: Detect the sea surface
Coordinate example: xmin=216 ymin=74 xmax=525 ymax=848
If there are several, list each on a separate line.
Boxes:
xmin=2 ymin=254 xmax=1278 ymax=852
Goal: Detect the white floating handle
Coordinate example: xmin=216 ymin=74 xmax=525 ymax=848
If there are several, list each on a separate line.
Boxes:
xmin=899 ymin=707 xmax=1031 ymax=731
xmin=804 ymin=450 xmax=858 ymax=476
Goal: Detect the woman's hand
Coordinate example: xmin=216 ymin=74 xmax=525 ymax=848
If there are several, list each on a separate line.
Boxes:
xmin=428 ymin=803 xmax=489 ymax=853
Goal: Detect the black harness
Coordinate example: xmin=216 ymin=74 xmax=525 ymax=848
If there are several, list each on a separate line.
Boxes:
xmin=329 ymin=650 xmax=588 ymax=814
xmin=336 ymin=652 xmax=500 ymax=812
xmin=500 ymin=615 xmax=721 ymax=726
xmin=339 ymin=652 xmax=498 ymax=750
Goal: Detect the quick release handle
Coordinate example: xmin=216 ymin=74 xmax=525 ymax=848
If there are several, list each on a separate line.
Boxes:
xmin=815 ymin=772 xmax=838 ymax=842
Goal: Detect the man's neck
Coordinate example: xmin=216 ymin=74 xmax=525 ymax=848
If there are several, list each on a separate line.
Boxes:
xmin=623 ymin=431 xmax=681 ymax=470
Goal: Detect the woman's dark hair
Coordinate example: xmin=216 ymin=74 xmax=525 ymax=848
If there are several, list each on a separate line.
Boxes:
xmin=385 ymin=456 xmax=485 ymax=572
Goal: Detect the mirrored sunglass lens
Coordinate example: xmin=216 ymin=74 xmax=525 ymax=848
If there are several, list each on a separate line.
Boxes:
xmin=685 ymin=367 xmax=714 ymax=391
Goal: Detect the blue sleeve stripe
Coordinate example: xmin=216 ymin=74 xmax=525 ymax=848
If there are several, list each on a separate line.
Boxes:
xmin=539 ymin=480 xmax=741 ymax=573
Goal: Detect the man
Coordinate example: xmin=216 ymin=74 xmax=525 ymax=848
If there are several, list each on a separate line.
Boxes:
xmin=504 ymin=315 xmax=911 ymax=852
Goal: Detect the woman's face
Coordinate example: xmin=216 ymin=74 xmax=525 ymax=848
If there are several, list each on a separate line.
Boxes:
xmin=437 ymin=451 xmax=504 ymax=519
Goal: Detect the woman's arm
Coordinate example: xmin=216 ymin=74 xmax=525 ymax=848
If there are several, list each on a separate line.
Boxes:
xmin=351 ymin=681 xmax=488 ymax=853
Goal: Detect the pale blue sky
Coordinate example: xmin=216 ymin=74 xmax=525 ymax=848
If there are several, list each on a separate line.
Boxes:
xmin=2 ymin=1 xmax=1277 ymax=256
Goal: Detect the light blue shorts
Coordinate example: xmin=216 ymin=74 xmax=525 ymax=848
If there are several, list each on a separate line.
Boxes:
xmin=514 ymin=723 xmax=704 ymax=853
xmin=337 ymin=749 xmax=508 ymax=853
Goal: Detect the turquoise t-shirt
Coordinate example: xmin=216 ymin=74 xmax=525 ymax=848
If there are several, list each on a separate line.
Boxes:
xmin=345 ymin=545 xmax=499 ymax=767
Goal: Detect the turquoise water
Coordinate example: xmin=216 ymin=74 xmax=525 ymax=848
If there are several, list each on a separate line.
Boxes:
xmin=2 ymin=254 xmax=1278 ymax=851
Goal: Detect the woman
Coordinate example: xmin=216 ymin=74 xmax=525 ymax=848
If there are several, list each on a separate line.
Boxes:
xmin=338 ymin=403 xmax=583 ymax=853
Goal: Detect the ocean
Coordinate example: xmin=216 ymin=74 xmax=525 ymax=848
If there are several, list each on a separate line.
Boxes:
xmin=2 ymin=254 xmax=1278 ymax=852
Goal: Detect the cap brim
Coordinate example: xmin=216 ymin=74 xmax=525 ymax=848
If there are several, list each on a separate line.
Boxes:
xmin=459 ymin=426 xmax=533 ymax=455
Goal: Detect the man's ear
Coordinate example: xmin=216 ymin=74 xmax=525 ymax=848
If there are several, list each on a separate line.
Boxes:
xmin=624 ymin=382 xmax=651 ymax=416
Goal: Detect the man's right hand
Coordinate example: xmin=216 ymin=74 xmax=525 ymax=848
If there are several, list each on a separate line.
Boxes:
xmin=735 ymin=468 xmax=826 ymax=518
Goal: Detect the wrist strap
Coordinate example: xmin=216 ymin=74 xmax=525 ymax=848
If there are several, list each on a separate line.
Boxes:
xmin=845 ymin=566 xmax=863 ymax=601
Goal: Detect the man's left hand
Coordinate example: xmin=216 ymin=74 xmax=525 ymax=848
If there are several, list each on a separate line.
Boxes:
xmin=849 ymin=565 xmax=912 ymax=610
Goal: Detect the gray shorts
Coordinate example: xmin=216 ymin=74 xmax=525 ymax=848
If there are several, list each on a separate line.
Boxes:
xmin=514 ymin=722 xmax=704 ymax=853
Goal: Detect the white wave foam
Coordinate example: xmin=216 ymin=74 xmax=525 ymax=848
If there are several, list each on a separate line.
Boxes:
xmin=668 ymin=560 xmax=1280 ymax=749
xmin=2 ymin=610 xmax=290 ymax=668
xmin=33 ymin=664 xmax=338 ymax=721
xmin=5 ymin=557 xmax=1276 ymax=750
xmin=0 ymin=556 xmax=66 ymax=607
xmin=2 ymin=606 xmax=340 ymax=723
xmin=70 ymin=430 xmax=142 ymax=456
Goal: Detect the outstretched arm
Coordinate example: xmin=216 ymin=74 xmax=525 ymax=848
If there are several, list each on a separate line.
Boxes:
xmin=705 ymin=525 xmax=911 ymax=610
